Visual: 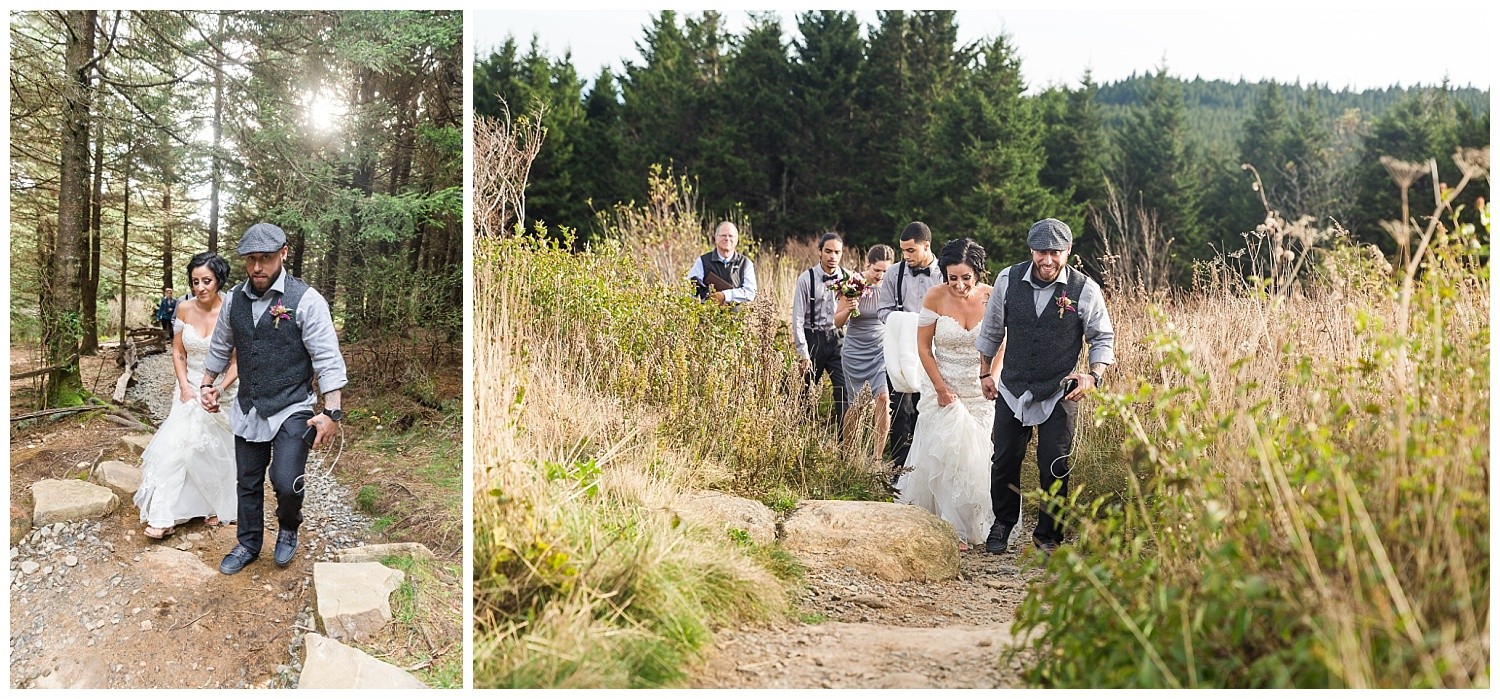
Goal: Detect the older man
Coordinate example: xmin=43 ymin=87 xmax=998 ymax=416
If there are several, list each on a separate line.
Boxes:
xmin=686 ymin=221 xmax=757 ymax=304
xmin=975 ymin=218 xmax=1114 ymax=556
xmin=200 ymin=222 xmax=348 ymax=575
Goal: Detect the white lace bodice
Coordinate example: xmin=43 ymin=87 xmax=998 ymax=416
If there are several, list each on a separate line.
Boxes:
xmin=172 ymin=319 xmax=235 ymax=405
xmin=919 ymin=309 xmax=985 ymax=401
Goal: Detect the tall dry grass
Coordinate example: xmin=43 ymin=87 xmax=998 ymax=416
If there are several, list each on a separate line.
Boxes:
xmin=1012 ymin=151 xmax=1490 ymax=688
xmin=472 ymin=171 xmax=889 ymax=687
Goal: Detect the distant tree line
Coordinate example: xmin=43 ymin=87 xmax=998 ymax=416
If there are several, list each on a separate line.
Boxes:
xmin=474 ymin=10 xmax=1489 ymax=277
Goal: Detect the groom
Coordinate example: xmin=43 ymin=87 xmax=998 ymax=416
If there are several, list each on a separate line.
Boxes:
xmin=975 ymin=219 xmax=1114 ymax=555
xmin=200 ymin=222 xmax=348 ymax=575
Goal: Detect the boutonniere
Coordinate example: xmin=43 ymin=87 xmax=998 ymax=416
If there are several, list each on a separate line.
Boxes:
xmin=269 ymin=303 xmax=294 ymax=328
xmin=1056 ymin=292 xmax=1077 ymax=318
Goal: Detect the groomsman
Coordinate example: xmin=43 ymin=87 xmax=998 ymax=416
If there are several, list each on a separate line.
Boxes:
xmin=686 ymin=221 xmax=757 ymax=305
xmin=791 ymin=232 xmax=852 ymax=427
xmin=876 ymin=222 xmax=942 ymax=469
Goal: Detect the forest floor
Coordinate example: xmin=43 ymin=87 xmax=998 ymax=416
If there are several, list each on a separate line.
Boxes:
xmin=8 ymin=341 xmax=462 ymax=688
xmin=690 ymin=530 xmax=1045 ymax=688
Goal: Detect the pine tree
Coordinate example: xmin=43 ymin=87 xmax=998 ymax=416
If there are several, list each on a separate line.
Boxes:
xmin=927 ymin=35 xmax=1067 ymax=266
xmin=787 ymin=10 xmax=865 ymax=239
xmin=1115 ymin=66 xmax=1204 ymax=270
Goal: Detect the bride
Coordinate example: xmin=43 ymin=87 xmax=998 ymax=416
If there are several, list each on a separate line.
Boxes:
xmin=135 ymin=252 xmax=239 ymax=539
xmin=896 ymin=238 xmax=1003 ymax=550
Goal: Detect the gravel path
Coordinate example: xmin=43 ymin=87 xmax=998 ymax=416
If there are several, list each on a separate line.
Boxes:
xmin=692 ymin=540 xmax=1047 ymax=688
xmin=10 ymin=358 xmax=378 ymax=689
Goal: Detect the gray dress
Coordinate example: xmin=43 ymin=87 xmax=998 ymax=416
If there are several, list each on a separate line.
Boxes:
xmin=841 ymin=292 xmax=888 ymax=397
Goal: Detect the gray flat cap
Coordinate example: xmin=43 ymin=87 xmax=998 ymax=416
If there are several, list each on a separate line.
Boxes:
xmin=237 ymin=223 xmax=288 ymax=256
xmin=1027 ymin=218 xmax=1073 ymax=251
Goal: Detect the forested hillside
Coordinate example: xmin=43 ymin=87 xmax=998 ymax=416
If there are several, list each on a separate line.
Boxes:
xmin=474 ymin=10 xmax=1489 ymax=279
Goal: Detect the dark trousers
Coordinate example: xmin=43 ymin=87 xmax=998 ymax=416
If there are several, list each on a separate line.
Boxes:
xmin=804 ymin=329 xmax=848 ymax=428
xmin=159 ymin=319 xmax=174 ymax=340
xmin=888 ymin=390 xmax=920 ymax=466
xmin=991 ymin=397 xmax=1077 ymax=544
xmin=234 ymin=410 xmax=314 ymax=554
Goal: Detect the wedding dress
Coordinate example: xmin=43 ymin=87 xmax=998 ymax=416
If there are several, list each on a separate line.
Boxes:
xmin=896 ymin=308 xmax=1003 ymax=545
xmin=133 ymin=316 xmax=238 ymax=529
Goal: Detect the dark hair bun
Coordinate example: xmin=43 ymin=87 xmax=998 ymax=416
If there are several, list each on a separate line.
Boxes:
xmin=186 ymin=251 xmax=230 ymax=291
xmin=937 ymin=238 xmax=986 ymax=279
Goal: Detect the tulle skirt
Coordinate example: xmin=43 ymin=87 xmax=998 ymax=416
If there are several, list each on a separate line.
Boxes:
xmin=896 ymin=394 xmax=998 ymax=545
xmin=133 ymin=395 xmax=237 ymax=528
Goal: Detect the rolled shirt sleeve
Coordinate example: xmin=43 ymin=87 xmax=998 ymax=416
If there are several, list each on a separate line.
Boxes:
xmin=203 ymin=294 xmax=236 ymax=376
xmin=973 ymin=266 xmax=1011 ymax=359
xmin=1079 ymin=278 xmax=1115 ymax=367
xmin=295 ymin=289 xmax=348 ymax=394
xmin=875 ymin=267 xmax=899 ymax=322
xmin=790 ymin=270 xmax=811 ymax=360
xmin=686 ymin=257 xmax=705 ymax=287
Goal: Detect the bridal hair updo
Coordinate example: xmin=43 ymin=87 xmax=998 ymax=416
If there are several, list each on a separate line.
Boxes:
xmin=186 ymin=251 xmax=230 ymax=292
xmin=937 ymin=238 xmax=986 ymax=281
xmin=866 ymin=244 xmax=894 ymax=265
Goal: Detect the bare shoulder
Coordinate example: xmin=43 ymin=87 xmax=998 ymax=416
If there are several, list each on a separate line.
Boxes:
xmin=921 ymin=283 xmax=948 ymax=310
xmin=976 ymin=283 xmax=994 ymax=304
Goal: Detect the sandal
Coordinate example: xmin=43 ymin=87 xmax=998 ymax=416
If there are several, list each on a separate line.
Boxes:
xmin=205 ymin=516 xmax=220 ymax=527
xmin=144 ymin=525 xmax=175 ymax=539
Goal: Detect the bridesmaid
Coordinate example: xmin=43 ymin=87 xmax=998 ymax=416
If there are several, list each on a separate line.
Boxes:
xmin=834 ymin=244 xmax=895 ymax=458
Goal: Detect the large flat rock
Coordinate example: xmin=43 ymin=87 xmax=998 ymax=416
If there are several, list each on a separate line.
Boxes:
xmin=780 ymin=500 xmax=960 ymax=582
xmin=672 ymin=490 xmax=777 ymax=545
xmin=30 ymin=479 xmax=119 ymax=528
xmin=335 ymin=542 xmax=435 ymax=564
xmin=313 ymin=561 xmax=405 ymax=642
xmin=96 ymin=460 xmax=142 ymax=497
xmin=137 ymin=547 xmax=218 ymax=588
xmin=119 ymin=433 xmax=154 ymax=457
xmin=299 ymin=632 xmax=427 ymax=689
xmin=28 ymin=653 xmax=111 ymax=689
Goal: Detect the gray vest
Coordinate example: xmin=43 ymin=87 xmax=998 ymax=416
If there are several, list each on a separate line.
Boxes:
xmin=696 ymin=251 xmax=747 ymax=300
xmin=999 ymin=262 xmax=1087 ymax=401
xmin=230 ymin=274 xmax=314 ymax=416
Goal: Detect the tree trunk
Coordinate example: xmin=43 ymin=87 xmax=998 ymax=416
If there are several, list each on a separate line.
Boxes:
xmin=81 ymin=104 xmax=105 ymax=354
xmin=119 ymin=154 xmax=131 ymax=342
xmin=43 ymin=9 xmax=96 ymax=407
xmin=291 ymin=226 xmax=307 ymax=278
xmin=322 ymin=217 xmax=341 ymax=308
xmin=161 ymin=185 xmax=174 ymax=291
xmin=207 ymin=12 xmax=225 ymax=254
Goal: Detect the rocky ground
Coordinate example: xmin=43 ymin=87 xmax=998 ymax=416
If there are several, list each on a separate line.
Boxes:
xmin=7 ymin=352 xmax=413 ymax=689
xmin=691 ymin=510 xmax=1048 ymax=689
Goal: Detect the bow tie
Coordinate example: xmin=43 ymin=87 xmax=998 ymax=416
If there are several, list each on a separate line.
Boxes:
xmin=822 ymin=274 xmax=839 ymax=283
xmin=911 ymin=266 xmax=931 ymax=277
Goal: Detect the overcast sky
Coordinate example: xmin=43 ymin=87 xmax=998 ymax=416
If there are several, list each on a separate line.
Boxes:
xmin=472 ymin=4 xmax=1493 ymax=94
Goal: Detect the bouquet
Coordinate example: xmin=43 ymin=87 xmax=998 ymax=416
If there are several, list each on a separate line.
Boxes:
xmin=827 ymin=273 xmax=872 ymax=318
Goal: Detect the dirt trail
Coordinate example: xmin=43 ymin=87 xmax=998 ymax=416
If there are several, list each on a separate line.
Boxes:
xmin=691 ymin=543 xmax=1044 ymax=689
xmin=8 ymin=353 xmax=376 ymax=689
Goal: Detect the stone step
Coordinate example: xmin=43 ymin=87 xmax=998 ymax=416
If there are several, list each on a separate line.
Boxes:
xmin=95 ymin=460 xmax=142 ymax=497
xmin=299 ymin=633 xmax=426 ymax=689
xmin=312 ymin=561 xmax=405 ymax=642
xmin=30 ymin=479 xmax=119 ymax=528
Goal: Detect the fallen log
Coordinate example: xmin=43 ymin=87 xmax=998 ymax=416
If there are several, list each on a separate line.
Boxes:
xmin=10 ymin=363 xmax=75 ymax=379
xmin=10 ymin=404 xmax=107 ymax=422
xmin=112 ymin=340 xmax=139 ymax=403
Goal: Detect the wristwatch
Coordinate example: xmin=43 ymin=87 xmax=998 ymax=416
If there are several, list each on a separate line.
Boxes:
xmin=322 ymin=408 xmax=344 ymax=422
xmin=1088 ymin=370 xmax=1104 ymax=388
